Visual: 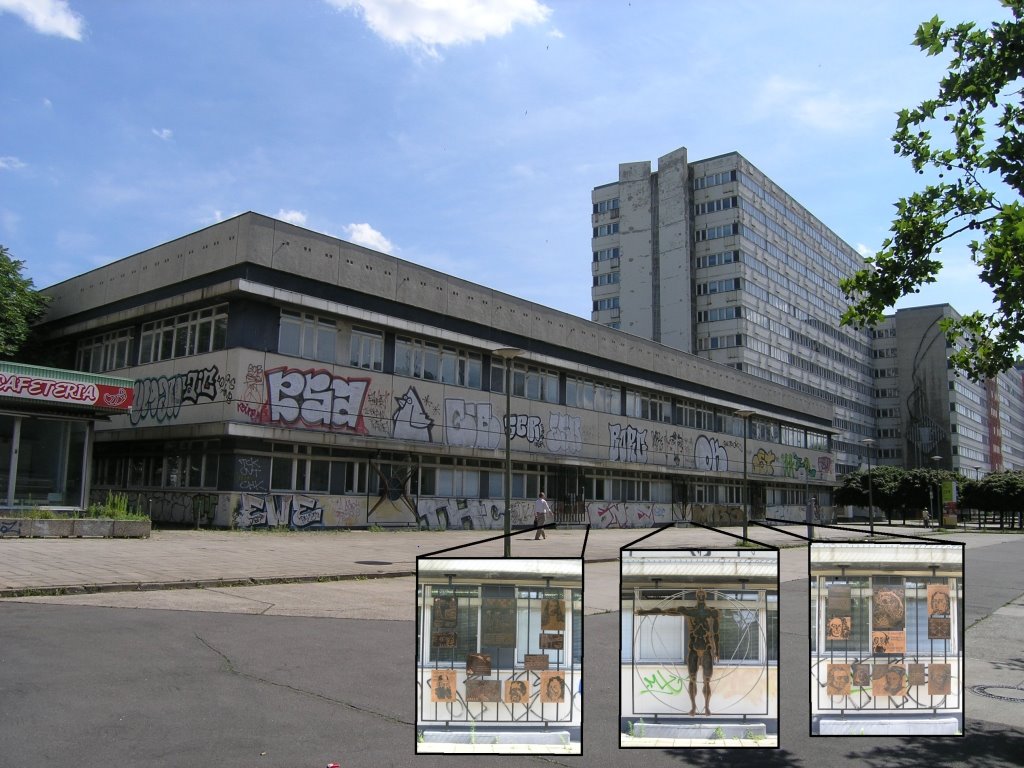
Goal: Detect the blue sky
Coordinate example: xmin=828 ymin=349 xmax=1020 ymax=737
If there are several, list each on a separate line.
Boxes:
xmin=0 ymin=0 xmax=1008 ymax=322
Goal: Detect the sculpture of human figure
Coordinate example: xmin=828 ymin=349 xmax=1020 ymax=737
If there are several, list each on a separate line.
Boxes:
xmin=637 ymin=588 xmax=720 ymax=715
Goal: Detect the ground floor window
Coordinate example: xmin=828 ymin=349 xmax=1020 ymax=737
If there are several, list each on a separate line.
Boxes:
xmin=0 ymin=413 xmax=90 ymax=508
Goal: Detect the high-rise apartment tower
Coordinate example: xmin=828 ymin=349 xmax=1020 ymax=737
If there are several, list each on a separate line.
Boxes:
xmin=591 ymin=146 xmax=873 ymax=475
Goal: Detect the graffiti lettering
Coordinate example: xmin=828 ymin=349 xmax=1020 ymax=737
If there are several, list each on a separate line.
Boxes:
xmin=547 ymin=412 xmax=582 ymax=455
xmin=393 ymin=386 xmax=433 ymax=442
xmin=640 ymin=669 xmax=687 ymax=696
xmin=130 ymin=366 xmax=220 ymax=425
xmin=508 ymin=414 xmax=544 ymax=445
xmin=445 ymin=399 xmax=501 ymax=449
xmin=753 ymin=448 xmax=777 ymax=475
xmin=265 ymin=367 xmax=370 ymax=433
xmin=236 ymin=456 xmax=267 ymax=492
xmin=694 ymin=434 xmax=728 ymax=472
xmin=781 ymin=452 xmax=815 ymax=480
xmin=235 ymin=493 xmax=324 ymax=529
xmin=609 ymin=424 xmax=648 ymax=463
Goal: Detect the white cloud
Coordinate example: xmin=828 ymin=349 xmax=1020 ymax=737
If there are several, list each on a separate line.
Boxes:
xmin=276 ymin=209 xmax=308 ymax=226
xmin=751 ymin=75 xmax=884 ymax=134
xmin=343 ymin=222 xmax=394 ymax=253
xmin=0 ymin=156 xmax=27 ymax=171
xmin=327 ymin=0 xmax=551 ymax=57
xmin=152 ymin=128 xmax=173 ymax=141
xmin=42 ymin=97 xmax=52 ymax=108
xmin=0 ymin=0 xmax=84 ymax=41
xmin=856 ymin=244 xmax=874 ymax=258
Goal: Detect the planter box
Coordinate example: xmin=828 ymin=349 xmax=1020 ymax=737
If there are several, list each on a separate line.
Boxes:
xmin=942 ymin=513 xmax=958 ymax=528
xmin=0 ymin=517 xmax=149 ymax=538
xmin=73 ymin=519 xmax=114 ymax=538
xmin=31 ymin=519 xmax=75 ymax=538
xmin=112 ymin=520 xmax=151 ymax=538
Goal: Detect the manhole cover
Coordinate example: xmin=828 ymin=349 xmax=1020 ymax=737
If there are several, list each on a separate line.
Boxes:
xmin=355 ymin=560 xmax=392 ymax=566
xmin=970 ymin=684 xmax=1024 ymax=703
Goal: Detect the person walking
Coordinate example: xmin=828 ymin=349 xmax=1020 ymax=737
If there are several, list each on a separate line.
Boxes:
xmin=534 ymin=491 xmax=550 ymax=539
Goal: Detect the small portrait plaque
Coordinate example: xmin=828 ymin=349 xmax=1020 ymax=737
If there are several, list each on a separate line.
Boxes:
xmin=851 ymin=664 xmax=871 ymax=688
xmin=431 ymin=669 xmax=456 ymax=702
xmin=872 ymin=665 xmax=908 ymax=698
xmin=541 ymin=598 xmax=566 ymax=631
xmin=826 ymin=663 xmax=852 ymax=696
xmin=871 ymin=629 xmax=906 ymax=655
xmin=872 ymin=585 xmax=906 ymax=631
xmin=465 ymin=679 xmax=502 ymax=702
xmin=827 ymin=584 xmax=852 ymax=613
xmin=539 ymin=671 xmax=566 ymax=703
xmin=504 ymin=679 xmax=530 ymax=704
xmin=927 ymin=584 xmax=951 ymax=617
xmin=928 ymin=663 xmax=952 ymax=696
xmin=825 ymin=615 xmax=852 ymax=641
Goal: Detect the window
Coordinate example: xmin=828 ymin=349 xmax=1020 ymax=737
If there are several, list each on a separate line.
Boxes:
xmin=566 ymin=376 xmax=620 ymax=414
xmin=349 ymin=326 xmax=383 ymax=371
xmin=279 ymin=310 xmax=337 ymax=363
xmin=76 ymin=328 xmax=133 ymax=373
xmin=138 ymin=305 xmax=228 ymax=364
xmin=594 ymin=247 xmax=620 ymax=262
xmin=594 ymin=272 xmax=620 ymax=286
xmin=440 ymin=346 xmax=482 ymax=388
xmin=395 ymin=336 xmax=440 ymax=380
xmin=492 ymin=361 xmax=558 ymax=403
xmin=593 ymin=223 xmax=619 ymax=237
xmin=626 ymin=390 xmax=671 ymax=423
xmin=593 ymin=297 xmax=620 ymax=311
xmin=593 ymin=198 xmax=620 ymax=214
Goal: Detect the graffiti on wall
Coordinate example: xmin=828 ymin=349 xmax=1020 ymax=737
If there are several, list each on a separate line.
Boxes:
xmin=587 ymin=502 xmax=671 ymax=528
xmin=694 ymin=434 xmax=729 ymax=472
xmin=130 ymin=365 xmax=224 ymax=425
xmin=817 ymin=456 xmax=833 ymax=478
xmin=393 ymin=386 xmax=434 ymax=442
xmin=752 ymin=448 xmax=777 ymax=475
xmin=445 ymin=399 xmax=501 ymax=450
xmin=234 ymin=493 xmax=325 ymax=529
xmin=237 ymin=363 xmax=265 ymax=420
xmin=547 ymin=412 xmax=582 ymax=455
xmin=508 ymin=414 xmax=544 ymax=447
xmin=262 ymin=366 xmax=370 ymax=433
xmin=367 ymin=461 xmax=418 ymax=525
xmin=609 ymin=424 xmax=648 ymax=464
xmin=235 ymin=456 xmax=270 ymax=492
xmin=781 ymin=452 xmax=816 ymax=480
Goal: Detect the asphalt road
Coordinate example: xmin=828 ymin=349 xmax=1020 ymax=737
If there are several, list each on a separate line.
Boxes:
xmin=0 ymin=535 xmax=1022 ymax=767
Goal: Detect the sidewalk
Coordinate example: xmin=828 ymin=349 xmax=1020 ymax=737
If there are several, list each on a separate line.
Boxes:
xmin=0 ymin=522 xmax=1007 ymax=597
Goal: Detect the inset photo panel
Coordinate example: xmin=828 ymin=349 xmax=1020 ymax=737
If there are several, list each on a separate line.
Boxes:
xmin=416 ymin=557 xmax=582 ymax=755
xmin=809 ymin=541 xmax=964 ymax=736
xmin=620 ymin=548 xmax=780 ymax=748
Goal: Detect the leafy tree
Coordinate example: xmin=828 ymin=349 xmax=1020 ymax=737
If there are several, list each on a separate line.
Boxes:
xmin=0 ymin=245 xmax=50 ymax=358
xmin=840 ymin=2 xmax=1024 ymax=381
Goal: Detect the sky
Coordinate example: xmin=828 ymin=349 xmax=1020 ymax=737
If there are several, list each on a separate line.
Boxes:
xmin=0 ymin=0 xmax=1011 ymax=323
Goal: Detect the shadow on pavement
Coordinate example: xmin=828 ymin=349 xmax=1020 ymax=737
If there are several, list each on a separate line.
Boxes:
xmin=840 ymin=720 xmax=1024 ymax=768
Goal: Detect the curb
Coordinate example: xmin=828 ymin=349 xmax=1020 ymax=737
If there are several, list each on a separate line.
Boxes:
xmin=0 ymin=570 xmax=417 ymax=599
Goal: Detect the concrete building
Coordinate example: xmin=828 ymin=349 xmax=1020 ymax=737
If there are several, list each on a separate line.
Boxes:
xmin=870 ymin=304 xmax=1024 ymax=479
xmin=591 ymin=147 xmax=874 ymax=481
xmin=33 ymin=212 xmax=836 ymax=528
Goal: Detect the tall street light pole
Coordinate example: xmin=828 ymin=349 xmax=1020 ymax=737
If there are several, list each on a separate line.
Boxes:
xmin=734 ymin=409 xmax=755 ymax=543
xmin=863 ymin=438 xmax=876 ymax=538
xmin=493 ymin=347 xmax=522 ymax=558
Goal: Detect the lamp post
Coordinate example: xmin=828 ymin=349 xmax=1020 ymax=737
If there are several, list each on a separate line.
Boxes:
xmin=930 ymin=454 xmax=942 ymax=527
xmin=863 ymin=438 xmax=876 ymax=537
xmin=734 ymin=409 xmax=755 ymax=543
xmin=493 ymin=347 xmax=522 ymax=558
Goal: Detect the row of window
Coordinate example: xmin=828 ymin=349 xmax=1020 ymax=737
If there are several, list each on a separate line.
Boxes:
xmin=593 ymin=247 xmax=620 ymax=262
xmin=593 ymin=197 xmax=620 ymax=214
xmin=694 ymin=196 xmax=738 ymax=216
xmin=692 ymin=169 xmax=738 ymax=190
xmin=593 ymin=272 xmax=620 ymax=286
xmin=594 ymin=297 xmax=619 ymax=311
xmin=594 ymin=222 xmax=619 ymax=237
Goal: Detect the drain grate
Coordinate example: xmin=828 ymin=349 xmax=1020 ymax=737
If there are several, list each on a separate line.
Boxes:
xmin=969 ymin=684 xmax=1024 ymax=703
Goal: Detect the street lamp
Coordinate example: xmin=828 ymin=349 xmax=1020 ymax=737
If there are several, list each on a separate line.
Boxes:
xmin=863 ymin=438 xmax=876 ymax=537
xmin=930 ymin=454 xmax=942 ymax=527
xmin=734 ymin=409 xmax=755 ymax=543
xmin=493 ymin=347 xmax=522 ymax=558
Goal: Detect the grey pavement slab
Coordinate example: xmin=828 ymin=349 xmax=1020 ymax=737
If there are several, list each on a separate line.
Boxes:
xmin=0 ymin=523 xmax=982 ymax=596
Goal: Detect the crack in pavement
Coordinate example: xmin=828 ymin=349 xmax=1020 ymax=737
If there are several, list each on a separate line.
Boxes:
xmin=195 ymin=632 xmax=411 ymax=727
